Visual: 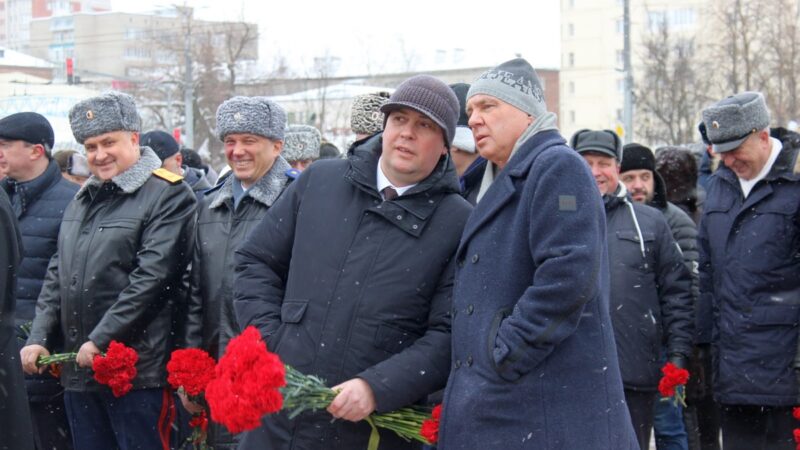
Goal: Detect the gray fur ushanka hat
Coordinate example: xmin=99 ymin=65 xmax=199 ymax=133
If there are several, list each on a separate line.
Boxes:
xmin=701 ymin=91 xmax=770 ymax=153
xmin=68 ymin=91 xmax=141 ymax=144
xmin=216 ymin=96 xmax=287 ymax=141
xmin=283 ymin=124 xmax=321 ymax=162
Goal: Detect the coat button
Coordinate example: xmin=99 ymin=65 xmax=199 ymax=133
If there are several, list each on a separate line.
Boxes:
xmin=466 ymin=304 xmax=474 ymax=315
xmin=457 ymin=257 xmax=464 ymax=268
xmin=466 ymin=356 xmax=473 ymax=366
xmin=70 ymin=276 xmax=78 ymax=287
xmin=471 ymin=254 xmax=479 ymax=263
xmin=68 ymin=328 xmax=78 ymax=338
xmin=454 ymin=359 xmax=461 ymax=369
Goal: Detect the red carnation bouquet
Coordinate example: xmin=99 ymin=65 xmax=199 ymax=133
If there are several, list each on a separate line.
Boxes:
xmin=37 ymin=340 xmax=138 ymax=397
xmin=792 ymin=407 xmax=800 ymax=450
xmin=205 ymin=326 xmax=286 ymax=434
xmin=207 ymin=326 xmax=434 ymax=450
xmin=658 ymin=362 xmax=690 ymax=407
xmin=420 ymin=404 xmax=442 ymax=444
xmin=167 ymin=348 xmax=217 ymax=449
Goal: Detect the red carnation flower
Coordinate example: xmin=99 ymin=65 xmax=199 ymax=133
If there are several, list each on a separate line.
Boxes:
xmin=189 ymin=411 xmax=209 ymax=432
xmin=92 ymin=341 xmax=138 ymax=397
xmin=167 ymin=348 xmax=216 ymax=396
xmin=794 ymin=407 xmax=800 ymax=421
xmin=794 ymin=427 xmax=800 ymax=443
xmin=205 ymin=326 xmax=286 ymax=434
xmin=658 ymin=362 xmax=689 ymax=397
xmin=420 ymin=404 xmax=442 ymax=444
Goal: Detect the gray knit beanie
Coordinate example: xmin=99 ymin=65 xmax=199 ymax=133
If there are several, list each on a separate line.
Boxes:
xmin=216 ymin=96 xmax=287 ymax=141
xmin=380 ymin=75 xmax=459 ymax=148
xmin=283 ymin=124 xmax=321 ymax=162
xmin=69 ymin=91 xmax=141 ymax=144
xmin=351 ymin=91 xmax=391 ymax=136
xmin=468 ymin=58 xmax=547 ymax=117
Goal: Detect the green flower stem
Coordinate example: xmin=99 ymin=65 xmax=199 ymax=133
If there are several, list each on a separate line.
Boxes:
xmin=280 ymin=365 xmax=432 ymax=444
xmin=37 ymin=353 xmax=78 ymax=366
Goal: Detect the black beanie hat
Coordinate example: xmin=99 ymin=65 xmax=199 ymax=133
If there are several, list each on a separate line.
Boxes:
xmin=141 ymin=130 xmax=179 ymax=162
xmin=620 ymin=143 xmax=655 ymax=173
xmin=0 ymin=112 xmax=55 ymax=149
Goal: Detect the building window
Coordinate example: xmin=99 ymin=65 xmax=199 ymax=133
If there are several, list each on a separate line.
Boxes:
xmin=617 ymin=79 xmax=625 ymax=94
xmin=616 ymin=19 xmax=624 ymax=34
xmin=617 ymin=109 xmax=623 ymax=121
xmin=569 ymin=52 xmax=574 ymax=67
xmin=569 ymin=81 xmax=575 ymax=95
xmin=569 ymin=0 xmax=575 ymax=8
xmin=568 ymin=23 xmax=574 ymax=37
xmin=570 ymin=110 xmax=576 ymax=124
xmin=616 ymin=50 xmax=624 ymax=67
xmin=649 ymin=8 xmax=696 ymax=32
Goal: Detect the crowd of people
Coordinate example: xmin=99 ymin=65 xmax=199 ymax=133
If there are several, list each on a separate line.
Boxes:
xmin=0 ymin=56 xmax=798 ymax=450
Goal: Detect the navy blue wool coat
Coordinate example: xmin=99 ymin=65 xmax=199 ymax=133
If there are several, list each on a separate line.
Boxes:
xmin=438 ymin=130 xmax=638 ymax=450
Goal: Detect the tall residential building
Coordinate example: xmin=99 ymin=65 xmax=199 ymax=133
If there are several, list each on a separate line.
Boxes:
xmin=2 ymin=0 xmax=109 ymax=52
xmin=560 ymin=0 xmax=709 ymax=141
xmin=28 ymin=8 xmax=258 ymax=80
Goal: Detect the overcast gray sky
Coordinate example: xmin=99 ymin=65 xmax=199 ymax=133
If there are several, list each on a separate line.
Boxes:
xmin=111 ymin=0 xmax=562 ymax=76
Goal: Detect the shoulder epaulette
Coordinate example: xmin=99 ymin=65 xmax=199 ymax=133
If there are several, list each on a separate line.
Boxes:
xmin=152 ymin=168 xmax=184 ymax=184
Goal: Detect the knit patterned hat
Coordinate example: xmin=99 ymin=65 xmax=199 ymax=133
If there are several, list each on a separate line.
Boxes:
xmin=468 ymin=58 xmax=547 ymax=117
xmin=351 ymin=91 xmax=390 ymax=136
xmin=69 ymin=91 xmax=141 ymax=144
xmin=283 ymin=124 xmax=321 ymax=162
xmin=380 ymin=75 xmax=459 ymax=148
xmin=216 ymin=96 xmax=286 ymax=141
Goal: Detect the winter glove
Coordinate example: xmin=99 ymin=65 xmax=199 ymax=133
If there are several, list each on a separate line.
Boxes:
xmin=668 ymin=353 xmax=688 ymax=370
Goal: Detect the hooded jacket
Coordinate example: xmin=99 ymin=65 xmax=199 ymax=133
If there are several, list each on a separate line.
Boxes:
xmin=605 ymin=183 xmax=694 ymax=390
xmin=650 ymin=171 xmax=700 ymax=328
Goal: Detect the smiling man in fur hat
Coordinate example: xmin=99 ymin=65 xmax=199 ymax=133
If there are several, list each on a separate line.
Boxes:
xmin=20 ymin=91 xmax=197 ymax=450
xmin=181 ymin=96 xmax=293 ymax=449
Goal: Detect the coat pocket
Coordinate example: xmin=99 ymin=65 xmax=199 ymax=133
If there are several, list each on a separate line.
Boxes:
xmin=273 ymin=299 xmax=315 ymax=368
xmin=486 ymin=306 xmax=513 ymax=374
xmin=280 ymin=299 xmax=309 ymax=324
xmin=373 ymin=323 xmax=421 ymax=355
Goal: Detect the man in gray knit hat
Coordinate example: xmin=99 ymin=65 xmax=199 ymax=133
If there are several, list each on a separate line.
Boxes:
xmin=438 ymin=58 xmax=639 ymax=450
xmin=232 ymin=74 xmax=471 ymax=450
xmin=181 ymin=95 xmax=293 ymax=450
xmin=21 ymin=91 xmax=197 ymax=450
xmin=697 ymin=91 xmax=800 ymax=449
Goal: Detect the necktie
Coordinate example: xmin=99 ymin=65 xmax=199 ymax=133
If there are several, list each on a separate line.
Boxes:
xmin=382 ymin=186 xmax=399 ymax=201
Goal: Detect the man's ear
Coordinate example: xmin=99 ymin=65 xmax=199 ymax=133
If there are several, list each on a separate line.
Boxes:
xmin=175 ymin=152 xmax=183 ymax=167
xmin=30 ymin=144 xmax=46 ymax=160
